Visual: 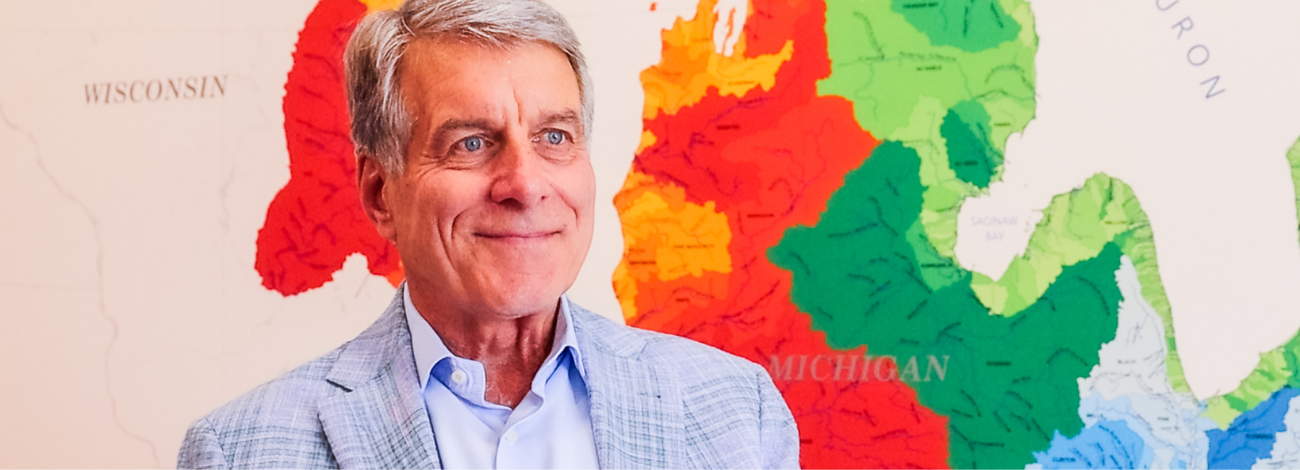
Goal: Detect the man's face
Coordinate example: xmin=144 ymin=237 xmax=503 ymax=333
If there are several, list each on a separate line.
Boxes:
xmin=378 ymin=39 xmax=595 ymax=319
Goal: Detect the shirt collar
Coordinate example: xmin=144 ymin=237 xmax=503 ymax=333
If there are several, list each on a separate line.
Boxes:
xmin=404 ymin=285 xmax=586 ymax=391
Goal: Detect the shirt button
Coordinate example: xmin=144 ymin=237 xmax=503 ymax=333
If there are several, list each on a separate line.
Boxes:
xmin=504 ymin=430 xmax=518 ymax=443
xmin=450 ymin=369 xmax=467 ymax=384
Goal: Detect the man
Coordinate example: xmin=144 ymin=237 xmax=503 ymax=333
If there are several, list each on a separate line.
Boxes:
xmin=178 ymin=0 xmax=799 ymax=468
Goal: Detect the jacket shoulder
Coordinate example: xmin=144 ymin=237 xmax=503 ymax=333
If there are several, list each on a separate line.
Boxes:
xmin=638 ymin=326 xmax=765 ymax=377
xmin=568 ymin=304 xmax=770 ymax=403
xmin=181 ymin=289 xmax=411 ymax=468
xmin=179 ymin=347 xmax=346 ymax=469
xmin=205 ymin=347 xmax=342 ymax=423
xmin=568 ymin=303 xmax=799 ymax=469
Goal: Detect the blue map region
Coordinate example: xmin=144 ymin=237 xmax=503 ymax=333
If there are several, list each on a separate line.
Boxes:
xmin=1207 ymin=387 xmax=1300 ymax=469
xmin=1076 ymin=393 xmax=1208 ymax=468
xmin=1033 ymin=420 xmax=1152 ymax=469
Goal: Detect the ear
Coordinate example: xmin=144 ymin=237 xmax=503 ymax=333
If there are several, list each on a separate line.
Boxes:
xmin=357 ymin=153 xmax=399 ymax=243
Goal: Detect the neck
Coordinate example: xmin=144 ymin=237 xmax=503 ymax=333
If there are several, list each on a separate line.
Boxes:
xmin=409 ymin=287 xmax=559 ymax=408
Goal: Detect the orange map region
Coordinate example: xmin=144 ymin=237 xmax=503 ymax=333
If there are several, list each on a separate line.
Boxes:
xmin=617 ymin=0 xmax=950 ymax=467
xmin=256 ymin=0 xmax=403 ymax=296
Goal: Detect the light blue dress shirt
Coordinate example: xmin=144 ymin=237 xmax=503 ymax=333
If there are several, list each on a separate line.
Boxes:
xmin=404 ymin=289 xmax=599 ymax=469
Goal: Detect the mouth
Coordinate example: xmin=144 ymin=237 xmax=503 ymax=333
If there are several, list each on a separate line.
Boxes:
xmin=474 ymin=230 xmax=562 ymax=240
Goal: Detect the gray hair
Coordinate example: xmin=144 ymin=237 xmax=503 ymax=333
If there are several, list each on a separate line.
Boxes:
xmin=344 ymin=0 xmax=593 ymax=175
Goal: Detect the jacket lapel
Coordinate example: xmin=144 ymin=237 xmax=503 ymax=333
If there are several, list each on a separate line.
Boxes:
xmin=317 ymin=286 xmax=441 ymax=469
xmin=571 ymin=304 xmax=687 ymax=469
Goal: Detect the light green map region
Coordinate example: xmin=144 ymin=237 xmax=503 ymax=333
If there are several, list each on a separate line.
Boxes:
xmin=1289 ymin=137 xmax=1300 ymax=240
xmin=891 ymin=0 xmax=1021 ymax=52
xmin=819 ymin=0 xmax=1035 ymax=274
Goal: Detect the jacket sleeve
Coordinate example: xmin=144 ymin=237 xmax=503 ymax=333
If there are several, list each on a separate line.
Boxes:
xmin=756 ymin=365 xmax=801 ymax=469
xmin=177 ymin=417 xmax=229 ymax=470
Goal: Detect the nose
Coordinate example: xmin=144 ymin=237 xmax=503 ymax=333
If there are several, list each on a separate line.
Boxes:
xmin=487 ymin=136 xmax=548 ymax=208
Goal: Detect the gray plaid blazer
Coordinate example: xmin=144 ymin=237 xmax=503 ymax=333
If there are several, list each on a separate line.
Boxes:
xmin=178 ymin=287 xmax=799 ymax=469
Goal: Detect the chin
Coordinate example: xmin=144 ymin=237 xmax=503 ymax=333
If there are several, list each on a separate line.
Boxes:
xmin=477 ymin=281 xmax=565 ymax=318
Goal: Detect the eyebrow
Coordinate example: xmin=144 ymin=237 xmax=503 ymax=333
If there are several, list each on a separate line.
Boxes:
xmin=433 ymin=111 xmax=581 ymax=134
xmin=432 ymin=118 xmax=496 ymax=136
xmin=538 ymin=110 xmax=583 ymax=133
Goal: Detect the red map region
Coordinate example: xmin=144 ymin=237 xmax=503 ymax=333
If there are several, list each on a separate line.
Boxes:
xmin=256 ymin=0 xmax=403 ymax=296
xmin=627 ymin=0 xmax=950 ymax=466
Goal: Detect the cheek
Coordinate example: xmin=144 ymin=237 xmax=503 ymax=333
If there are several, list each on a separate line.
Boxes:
xmin=561 ymin=168 xmax=597 ymax=228
xmin=401 ymin=175 xmax=480 ymax=235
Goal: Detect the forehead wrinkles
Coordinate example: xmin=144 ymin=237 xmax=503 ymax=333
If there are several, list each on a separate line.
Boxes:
xmin=398 ymin=46 xmax=488 ymax=141
xmin=400 ymin=40 xmax=580 ymax=143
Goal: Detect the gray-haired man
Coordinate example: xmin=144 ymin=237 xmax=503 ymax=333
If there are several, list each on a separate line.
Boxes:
xmin=178 ymin=0 xmax=799 ymax=468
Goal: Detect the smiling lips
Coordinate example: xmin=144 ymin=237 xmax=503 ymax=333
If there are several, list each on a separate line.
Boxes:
xmin=474 ymin=230 xmax=562 ymax=240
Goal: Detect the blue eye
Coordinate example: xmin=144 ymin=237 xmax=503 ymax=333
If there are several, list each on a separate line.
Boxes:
xmin=545 ymin=130 xmax=566 ymax=145
xmin=462 ymin=136 xmax=483 ymax=152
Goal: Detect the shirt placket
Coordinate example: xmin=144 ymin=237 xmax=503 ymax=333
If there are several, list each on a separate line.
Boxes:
xmin=494 ymin=351 xmax=566 ymax=468
xmin=443 ymin=356 xmax=554 ymax=468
